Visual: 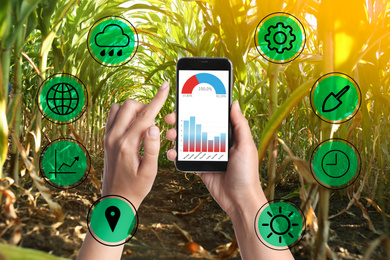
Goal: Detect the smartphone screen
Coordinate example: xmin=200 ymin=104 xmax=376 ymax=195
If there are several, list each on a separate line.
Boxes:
xmin=175 ymin=58 xmax=232 ymax=172
xmin=178 ymin=70 xmax=229 ymax=161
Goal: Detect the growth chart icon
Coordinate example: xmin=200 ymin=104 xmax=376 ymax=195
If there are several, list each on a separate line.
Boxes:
xmin=50 ymin=149 xmax=79 ymax=177
xmin=40 ymin=139 xmax=90 ymax=189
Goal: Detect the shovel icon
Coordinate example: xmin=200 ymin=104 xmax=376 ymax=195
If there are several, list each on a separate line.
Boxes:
xmin=322 ymin=85 xmax=350 ymax=113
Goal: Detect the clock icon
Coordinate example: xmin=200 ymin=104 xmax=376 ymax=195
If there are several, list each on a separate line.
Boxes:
xmin=310 ymin=139 xmax=361 ymax=189
xmin=321 ymin=150 xmax=350 ymax=178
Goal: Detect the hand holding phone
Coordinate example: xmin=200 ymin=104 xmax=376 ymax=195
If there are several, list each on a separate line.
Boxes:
xmin=166 ymin=101 xmax=292 ymax=259
xmin=166 ymin=100 xmax=264 ymax=217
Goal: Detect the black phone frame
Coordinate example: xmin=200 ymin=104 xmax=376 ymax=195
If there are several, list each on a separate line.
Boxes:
xmin=175 ymin=57 xmax=233 ymax=172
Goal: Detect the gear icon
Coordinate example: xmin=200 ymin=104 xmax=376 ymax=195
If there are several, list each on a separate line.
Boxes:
xmin=265 ymin=22 xmax=296 ymax=54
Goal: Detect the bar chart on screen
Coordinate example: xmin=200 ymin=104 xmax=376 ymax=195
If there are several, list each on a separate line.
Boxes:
xmin=182 ymin=116 xmax=227 ymax=153
xmin=180 ymin=116 xmax=227 ymax=161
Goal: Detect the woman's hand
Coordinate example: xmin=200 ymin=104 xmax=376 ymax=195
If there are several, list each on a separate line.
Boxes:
xmin=77 ymin=81 xmax=169 ymax=260
xmin=165 ymin=100 xmax=265 ymax=218
xmin=164 ymin=100 xmax=293 ymax=260
xmin=102 ymin=81 xmax=169 ymax=208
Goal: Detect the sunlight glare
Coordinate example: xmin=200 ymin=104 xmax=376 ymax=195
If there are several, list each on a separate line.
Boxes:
xmin=335 ymin=32 xmax=354 ymax=67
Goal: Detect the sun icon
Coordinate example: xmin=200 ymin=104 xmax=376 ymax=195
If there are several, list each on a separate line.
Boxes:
xmin=256 ymin=201 xmax=305 ymax=250
xmin=262 ymin=206 xmax=300 ymax=244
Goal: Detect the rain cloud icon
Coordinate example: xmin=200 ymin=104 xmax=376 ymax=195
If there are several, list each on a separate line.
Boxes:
xmin=95 ymin=24 xmax=130 ymax=57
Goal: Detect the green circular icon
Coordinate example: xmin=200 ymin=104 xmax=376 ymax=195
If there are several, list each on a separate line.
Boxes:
xmin=310 ymin=73 xmax=361 ymax=124
xmin=255 ymin=200 xmax=305 ymax=250
xmin=37 ymin=74 xmax=87 ymax=124
xmin=310 ymin=139 xmax=361 ymax=189
xmin=88 ymin=16 xmax=138 ymax=67
xmin=255 ymin=12 xmax=306 ymax=64
xmin=39 ymin=139 xmax=90 ymax=189
xmin=88 ymin=195 xmax=138 ymax=246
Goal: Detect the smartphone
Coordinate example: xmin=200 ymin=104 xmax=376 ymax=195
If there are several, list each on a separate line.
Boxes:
xmin=175 ymin=57 xmax=233 ymax=172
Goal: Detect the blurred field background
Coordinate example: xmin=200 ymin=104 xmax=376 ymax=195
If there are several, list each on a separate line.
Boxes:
xmin=0 ymin=0 xmax=389 ymax=259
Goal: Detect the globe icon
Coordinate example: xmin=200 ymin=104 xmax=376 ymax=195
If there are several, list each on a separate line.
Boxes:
xmin=46 ymin=82 xmax=79 ymax=116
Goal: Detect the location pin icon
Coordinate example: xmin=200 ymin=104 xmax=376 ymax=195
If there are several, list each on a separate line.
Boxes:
xmin=105 ymin=206 xmax=121 ymax=232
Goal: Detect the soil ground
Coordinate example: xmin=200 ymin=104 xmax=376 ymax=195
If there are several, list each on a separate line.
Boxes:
xmin=0 ymin=158 xmax=388 ymax=260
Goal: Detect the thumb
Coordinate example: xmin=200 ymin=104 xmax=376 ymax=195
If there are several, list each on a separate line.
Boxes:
xmin=139 ymin=126 xmax=160 ymax=176
xmin=230 ymin=101 xmax=253 ymax=146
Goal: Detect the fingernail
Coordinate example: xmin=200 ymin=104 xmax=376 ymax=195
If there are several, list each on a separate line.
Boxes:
xmin=167 ymin=149 xmax=173 ymax=160
xmin=235 ymin=100 xmax=241 ymax=112
xmin=160 ymin=81 xmax=168 ymax=90
xmin=148 ymin=126 xmax=160 ymax=138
